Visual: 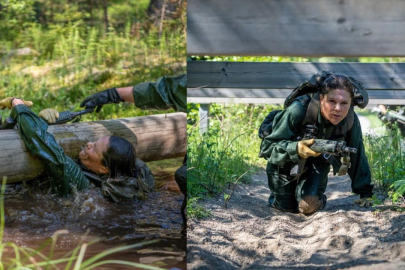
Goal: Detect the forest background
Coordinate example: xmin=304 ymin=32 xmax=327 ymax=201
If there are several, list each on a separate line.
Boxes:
xmin=0 ymin=0 xmax=186 ymax=120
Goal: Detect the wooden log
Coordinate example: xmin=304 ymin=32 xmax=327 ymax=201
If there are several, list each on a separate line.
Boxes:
xmin=0 ymin=113 xmax=186 ymax=183
xmin=188 ymin=0 xmax=405 ymax=56
xmin=188 ymin=62 xmax=405 ymax=90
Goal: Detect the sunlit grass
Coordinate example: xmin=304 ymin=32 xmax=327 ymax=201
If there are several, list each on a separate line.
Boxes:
xmin=187 ymin=104 xmax=278 ymax=215
xmin=0 ymin=22 xmax=186 ymax=121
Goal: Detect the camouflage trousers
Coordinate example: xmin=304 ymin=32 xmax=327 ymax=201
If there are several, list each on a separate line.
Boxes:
xmin=267 ymin=157 xmax=329 ymax=214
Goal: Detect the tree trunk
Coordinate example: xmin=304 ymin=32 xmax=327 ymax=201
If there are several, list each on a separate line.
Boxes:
xmin=88 ymin=0 xmax=93 ymax=25
xmin=103 ymin=0 xmax=109 ymax=31
xmin=0 ymin=113 xmax=186 ymax=183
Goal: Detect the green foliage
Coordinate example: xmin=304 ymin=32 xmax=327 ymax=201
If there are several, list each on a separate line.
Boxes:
xmin=187 ymin=197 xmax=211 ymax=219
xmin=0 ymin=19 xmax=185 ymax=120
xmin=187 ymin=103 xmax=279 ymax=217
xmin=364 ymin=124 xmax=405 ymax=202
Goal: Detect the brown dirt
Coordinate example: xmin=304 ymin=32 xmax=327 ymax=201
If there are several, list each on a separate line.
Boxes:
xmin=187 ymin=168 xmax=405 ymax=270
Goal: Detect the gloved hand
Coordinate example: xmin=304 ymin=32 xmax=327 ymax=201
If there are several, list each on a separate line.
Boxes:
xmin=354 ymin=197 xmax=373 ymax=208
xmin=297 ymin=138 xmax=321 ymax=159
xmin=39 ymin=108 xmax=59 ymax=124
xmin=0 ymin=97 xmax=33 ymax=110
xmin=80 ymin=88 xmax=124 ymax=113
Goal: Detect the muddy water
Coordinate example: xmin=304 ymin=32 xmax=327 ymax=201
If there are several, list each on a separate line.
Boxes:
xmin=2 ymin=157 xmax=186 ymax=269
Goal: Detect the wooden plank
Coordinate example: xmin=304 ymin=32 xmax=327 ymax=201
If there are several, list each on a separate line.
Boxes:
xmin=187 ymin=97 xmax=405 ymax=107
xmin=188 ymin=62 xmax=405 ymax=90
xmin=188 ymin=88 xmax=405 ymax=100
xmin=0 ymin=113 xmax=186 ymax=183
xmin=188 ymin=0 xmax=405 ymax=56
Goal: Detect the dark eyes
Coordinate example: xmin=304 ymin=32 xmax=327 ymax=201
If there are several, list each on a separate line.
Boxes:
xmin=329 ymin=99 xmax=348 ymax=105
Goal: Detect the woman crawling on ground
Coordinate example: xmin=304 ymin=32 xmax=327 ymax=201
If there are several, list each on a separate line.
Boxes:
xmin=0 ymin=97 xmax=154 ymax=202
xmin=261 ymin=73 xmax=373 ymax=215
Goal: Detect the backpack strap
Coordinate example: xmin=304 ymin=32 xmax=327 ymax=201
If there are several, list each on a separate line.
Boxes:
xmin=302 ymin=92 xmax=320 ymax=127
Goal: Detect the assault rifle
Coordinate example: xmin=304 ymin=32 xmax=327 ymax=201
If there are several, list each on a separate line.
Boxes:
xmin=372 ymin=107 xmax=405 ymax=125
xmin=290 ymin=125 xmax=357 ymax=179
xmin=385 ymin=111 xmax=405 ymax=125
xmin=0 ymin=108 xmax=94 ymax=130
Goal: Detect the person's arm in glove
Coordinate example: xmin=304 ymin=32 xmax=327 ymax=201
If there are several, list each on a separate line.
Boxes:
xmin=39 ymin=108 xmax=59 ymax=124
xmin=297 ymin=138 xmax=321 ymax=159
xmin=80 ymin=74 xmax=186 ymax=113
xmin=0 ymin=97 xmax=33 ymax=110
xmin=80 ymin=88 xmax=124 ymax=113
xmin=354 ymin=197 xmax=373 ymax=208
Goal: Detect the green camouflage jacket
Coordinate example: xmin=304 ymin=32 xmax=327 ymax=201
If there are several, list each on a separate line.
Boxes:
xmin=260 ymin=97 xmax=374 ymax=198
xmin=10 ymin=74 xmax=186 ymax=197
xmin=133 ymin=74 xmax=186 ymax=112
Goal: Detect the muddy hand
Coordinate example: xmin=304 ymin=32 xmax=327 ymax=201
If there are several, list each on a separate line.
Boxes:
xmin=39 ymin=108 xmax=60 ymax=124
xmin=297 ymin=138 xmax=321 ymax=159
xmin=354 ymin=197 xmax=373 ymax=208
xmin=0 ymin=97 xmax=33 ymax=110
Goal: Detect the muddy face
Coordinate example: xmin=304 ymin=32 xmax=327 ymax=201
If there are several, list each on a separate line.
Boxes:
xmin=320 ymin=89 xmax=352 ymax=125
xmin=79 ymin=136 xmax=109 ymax=174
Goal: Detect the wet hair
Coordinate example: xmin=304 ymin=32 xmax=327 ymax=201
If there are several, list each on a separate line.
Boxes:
xmin=101 ymin=136 xmax=136 ymax=178
xmin=321 ymin=74 xmax=354 ymax=100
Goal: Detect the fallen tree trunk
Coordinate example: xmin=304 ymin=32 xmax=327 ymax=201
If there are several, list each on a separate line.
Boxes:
xmin=0 ymin=113 xmax=186 ymax=183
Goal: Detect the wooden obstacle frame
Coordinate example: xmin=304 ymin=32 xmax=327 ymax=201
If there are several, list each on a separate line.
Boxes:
xmin=187 ymin=0 xmax=405 ymax=133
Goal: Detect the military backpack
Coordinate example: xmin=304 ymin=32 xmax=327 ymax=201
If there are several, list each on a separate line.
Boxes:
xmin=258 ymin=71 xmax=368 ymax=158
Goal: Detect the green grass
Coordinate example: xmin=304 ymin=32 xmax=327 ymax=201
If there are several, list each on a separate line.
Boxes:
xmin=0 ymin=19 xmax=185 ymax=122
xmin=187 ymin=103 xmax=280 ymax=215
xmin=364 ymin=124 xmax=405 ymax=202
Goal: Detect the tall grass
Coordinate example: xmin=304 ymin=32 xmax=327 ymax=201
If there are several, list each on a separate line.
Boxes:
xmin=187 ymin=103 xmax=279 ymax=216
xmin=364 ymin=124 xmax=405 ymax=202
xmin=0 ymin=21 xmax=185 ymax=121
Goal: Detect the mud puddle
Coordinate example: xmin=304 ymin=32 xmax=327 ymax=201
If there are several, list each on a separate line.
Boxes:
xmin=2 ymin=157 xmax=185 ymax=269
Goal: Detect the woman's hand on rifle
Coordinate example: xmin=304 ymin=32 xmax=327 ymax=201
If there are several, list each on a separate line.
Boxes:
xmin=39 ymin=108 xmax=59 ymax=124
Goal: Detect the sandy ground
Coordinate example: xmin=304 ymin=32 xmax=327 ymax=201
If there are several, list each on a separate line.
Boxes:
xmin=187 ymin=169 xmax=405 ymax=270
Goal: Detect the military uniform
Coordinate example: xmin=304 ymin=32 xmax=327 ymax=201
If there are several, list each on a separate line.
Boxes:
xmin=132 ymin=74 xmax=187 ymax=113
xmin=260 ymin=96 xmax=373 ymax=213
xmin=10 ymin=74 xmax=187 ymax=198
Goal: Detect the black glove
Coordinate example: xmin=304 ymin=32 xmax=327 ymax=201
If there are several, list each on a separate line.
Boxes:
xmin=80 ymin=88 xmax=124 ymax=113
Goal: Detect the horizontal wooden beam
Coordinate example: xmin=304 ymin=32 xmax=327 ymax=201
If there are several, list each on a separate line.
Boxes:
xmin=0 ymin=113 xmax=186 ymax=183
xmin=188 ymin=62 xmax=405 ymax=90
xmin=187 ymin=97 xmax=405 ymax=107
xmin=188 ymin=88 xmax=405 ymax=100
xmin=188 ymin=0 xmax=405 ymax=56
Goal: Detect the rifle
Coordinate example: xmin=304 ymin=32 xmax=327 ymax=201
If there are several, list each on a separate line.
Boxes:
xmin=0 ymin=108 xmax=94 ymax=130
xmin=290 ymin=125 xmax=357 ymax=179
xmin=385 ymin=111 xmax=405 ymax=125
xmin=372 ymin=106 xmax=405 ymax=125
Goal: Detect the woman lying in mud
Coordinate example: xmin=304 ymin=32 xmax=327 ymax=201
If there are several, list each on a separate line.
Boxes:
xmin=260 ymin=73 xmax=374 ymax=215
xmin=0 ymin=97 xmax=154 ymax=202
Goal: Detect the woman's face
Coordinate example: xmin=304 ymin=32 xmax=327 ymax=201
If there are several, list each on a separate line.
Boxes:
xmin=79 ymin=136 xmax=110 ymax=174
xmin=320 ymin=89 xmax=352 ymax=125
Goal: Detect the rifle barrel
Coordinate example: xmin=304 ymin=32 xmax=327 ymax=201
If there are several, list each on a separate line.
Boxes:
xmin=387 ymin=111 xmax=405 ymax=123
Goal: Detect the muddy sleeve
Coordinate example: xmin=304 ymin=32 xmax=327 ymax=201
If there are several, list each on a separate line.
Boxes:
xmin=10 ymin=105 xmax=89 ymax=196
xmin=345 ymin=113 xmax=374 ymax=198
xmin=132 ymin=74 xmax=186 ymax=112
xmin=260 ymin=101 xmax=307 ymax=167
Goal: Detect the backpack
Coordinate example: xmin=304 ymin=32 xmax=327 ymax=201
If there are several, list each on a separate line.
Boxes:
xmin=258 ymin=71 xmax=368 ymax=157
